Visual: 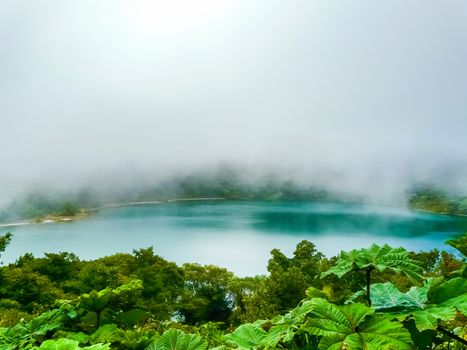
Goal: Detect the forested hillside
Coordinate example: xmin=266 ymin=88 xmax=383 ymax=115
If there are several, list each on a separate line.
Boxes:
xmin=5 ymin=174 xmax=467 ymax=227
xmin=0 ymin=170 xmax=357 ymax=224
xmin=409 ymin=188 xmax=467 ymax=216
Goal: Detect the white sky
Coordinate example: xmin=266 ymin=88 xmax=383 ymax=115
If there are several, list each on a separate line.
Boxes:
xmin=1 ymin=0 xmax=467 ymax=200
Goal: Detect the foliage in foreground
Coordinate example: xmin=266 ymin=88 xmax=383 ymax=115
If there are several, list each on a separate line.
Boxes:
xmin=0 ymin=233 xmax=465 ymax=349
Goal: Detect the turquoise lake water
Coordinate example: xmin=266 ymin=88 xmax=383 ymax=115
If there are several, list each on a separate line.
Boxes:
xmin=2 ymin=201 xmax=466 ymax=276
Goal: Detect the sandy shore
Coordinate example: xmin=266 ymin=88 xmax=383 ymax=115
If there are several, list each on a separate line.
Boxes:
xmin=167 ymin=197 xmax=225 ymax=203
xmin=0 ymin=222 xmax=31 ymax=228
xmin=102 ymin=200 xmax=164 ymax=208
xmin=102 ymin=197 xmax=224 ymax=208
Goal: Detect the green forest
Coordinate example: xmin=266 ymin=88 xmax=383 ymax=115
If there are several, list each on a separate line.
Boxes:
xmin=0 ymin=231 xmax=465 ymax=349
xmin=3 ymin=1 xmax=467 ymax=349
xmin=0 ymin=172 xmax=345 ymax=224
xmin=408 ymin=188 xmax=467 ymax=216
xmin=1 ymin=174 xmax=464 ymax=225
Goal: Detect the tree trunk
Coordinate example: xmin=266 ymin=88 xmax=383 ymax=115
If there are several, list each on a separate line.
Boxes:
xmin=96 ymin=310 xmax=102 ymax=329
xmin=366 ymin=269 xmax=372 ymax=307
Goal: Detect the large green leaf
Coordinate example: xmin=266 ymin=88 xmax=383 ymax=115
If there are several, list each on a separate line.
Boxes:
xmin=391 ymin=293 xmax=467 ymax=331
xmin=303 ymin=298 xmax=412 ymax=350
xmin=0 ymin=305 xmax=78 ymax=349
xmin=351 ymin=281 xmax=430 ymax=312
xmin=261 ymin=323 xmax=296 ymax=348
xmin=36 ymin=339 xmax=110 ymax=350
xmin=258 ymin=300 xmax=317 ymax=348
xmin=116 ymin=309 xmax=151 ymax=328
xmin=78 ymin=280 xmax=143 ymax=313
xmin=351 ymin=315 xmax=414 ymax=350
xmin=427 ymin=277 xmax=467 ymax=304
xmin=305 ymin=299 xmax=374 ymax=337
xmin=280 ymin=299 xmax=316 ymax=325
xmin=322 ymin=244 xmax=423 ymax=283
xmin=349 ymin=278 xmax=467 ymax=331
xmin=113 ymin=328 xmax=158 ymax=350
xmin=446 ymin=233 xmax=467 ymax=257
xmin=78 ymin=280 xmax=144 ymax=328
xmin=321 ymin=250 xmax=359 ymax=279
xmin=88 ymin=324 xmax=121 ymax=344
xmin=148 ymin=329 xmax=207 ymax=350
xmin=65 ymin=325 xmax=157 ymax=350
xmin=385 ymin=277 xmax=467 ymax=330
xmin=78 ymin=290 xmax=112 ymax=314
xmin=224 ymin=323 xmax=267 ymax=349
xmin=400 ymin=306 xmax=456 ymax=331
xmin=305 ymin=286 xmax=329 ymax=300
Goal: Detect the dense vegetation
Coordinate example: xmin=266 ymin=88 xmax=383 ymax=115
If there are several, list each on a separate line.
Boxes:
xmin=0 ymin=231 xmax=465 ymax=349
xmin=408 ymin=187 xmax=467 ymax=216
xmin=2 ymin=168 xmax=466 ymax=225
xmin=0 ymin=193 xmax=91 ymax=223
xmin=0 ymin=169 xmax=353 ymax=223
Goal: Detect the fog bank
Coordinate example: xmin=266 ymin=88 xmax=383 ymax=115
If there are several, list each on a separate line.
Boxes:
xmin=1 ymin=0 xmax=467 ymax=204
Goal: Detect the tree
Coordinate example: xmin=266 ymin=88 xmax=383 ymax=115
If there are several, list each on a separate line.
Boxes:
xmin=227 ymin=276 xmax=263 ymax=323
xmin=0 ymin=232 xmax=12 ymax=263
xmin=33 ymin=252 xmax=80 ymax=283
xmin=78 ymin=253 xmax=134 ymax=291
xmin=0 ymin=266 xmax=59 ymax=312
xmin=240 ymin=241 xmax=327 ymax=321
xmin=178 ymin=264 xmax=233 ymax=324
xmin=57 ymin=202 xmax=79 ymax=216
xmin=131 ymin=247 xmax=184 ymax=319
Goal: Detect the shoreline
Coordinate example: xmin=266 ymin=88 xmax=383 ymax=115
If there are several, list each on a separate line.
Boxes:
xmin=3 ymin=199 xmax=466 ymax=228
xmin=0 ymin=197 xmax=226 ymax=227
xmin=100 ymin=197 xmax=225 ymax=208
xmin=0 ymin=222 xmax=31 ymax=228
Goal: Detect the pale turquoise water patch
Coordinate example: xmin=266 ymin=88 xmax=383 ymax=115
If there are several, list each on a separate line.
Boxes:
xmin=2 ymin=201 xmax=465 ymax=276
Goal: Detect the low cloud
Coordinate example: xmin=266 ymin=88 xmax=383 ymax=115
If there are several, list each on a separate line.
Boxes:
xmin=1 ymin=0 xmax=467 ymax=204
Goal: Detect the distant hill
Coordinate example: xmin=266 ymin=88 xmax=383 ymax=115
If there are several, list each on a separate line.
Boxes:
xmin=0 ymin=170 xmax=359 ymax=223
xmin=408 ymin=187 xmax=467 ymax=216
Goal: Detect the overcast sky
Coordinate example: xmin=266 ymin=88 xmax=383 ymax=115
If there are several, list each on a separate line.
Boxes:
xmin=1 ymin=0 xmax=467 ymax=201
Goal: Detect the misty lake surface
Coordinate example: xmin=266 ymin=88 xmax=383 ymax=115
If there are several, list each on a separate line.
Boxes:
xmin=3 ymin=201 xmax=467 ymax=276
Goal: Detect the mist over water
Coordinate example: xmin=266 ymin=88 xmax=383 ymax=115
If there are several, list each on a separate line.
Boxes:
xmin=2 ymin=201 xmax=464 ymax=276
xmin=1 ymin=2 xmax=467 ymax=278
xmin=1 ymin=1 xmax=467 ymax=204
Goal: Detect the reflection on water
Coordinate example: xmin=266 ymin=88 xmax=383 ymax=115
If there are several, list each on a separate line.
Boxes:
xmin=2 ymin=201 xmax=465 ymax=276
xmin=251 ymin=210 xmax=466 ymax=237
